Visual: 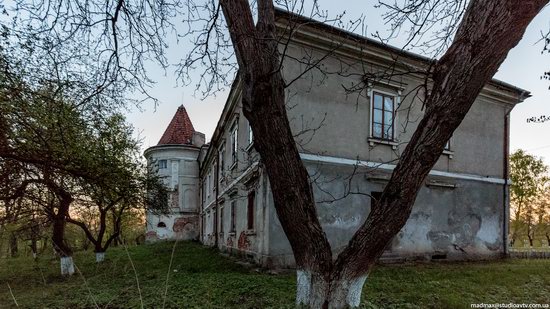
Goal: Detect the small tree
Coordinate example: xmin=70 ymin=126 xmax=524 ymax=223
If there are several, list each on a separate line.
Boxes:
xmin=66 ymin=114 xmax=168 ymax=262
xmin=510 ymin=149 xmax=548 ymax=247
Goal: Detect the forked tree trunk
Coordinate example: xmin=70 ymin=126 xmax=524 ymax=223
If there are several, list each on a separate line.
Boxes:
xmin=220 ymin=1 xmax=548 ymax=308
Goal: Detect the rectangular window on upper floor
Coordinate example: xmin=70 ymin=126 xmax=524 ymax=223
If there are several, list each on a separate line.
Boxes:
xmin=371 ymin=92 xmax=396 ymax=141
xmin=247 ymin=121 xmax=254 ymax=148
xmin=230 ymin=120 xmax=238 ymax=169
xmin=207 ymin=171 xmax=211 ymax=198
xmin=219 ymin=143 xmax=226 ymax=178
xmin=158 ymin=159 xmax=167 ymax=169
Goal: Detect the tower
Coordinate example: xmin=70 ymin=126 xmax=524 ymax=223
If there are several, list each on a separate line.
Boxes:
xmin=144 ymin=105 xmax=205 ymax=241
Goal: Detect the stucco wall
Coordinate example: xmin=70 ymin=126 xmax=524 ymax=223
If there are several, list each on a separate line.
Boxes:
xmin=281 ymin=43 xmax=513 ymax=179
xmin=264 ymin=162 xmax=505 ymax=268
xmin=145 ymin=145 xmax=201 ymax=241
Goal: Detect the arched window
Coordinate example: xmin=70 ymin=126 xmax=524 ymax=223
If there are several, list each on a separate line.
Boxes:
xmin=157 ymin=222 xmax=167 ymax=228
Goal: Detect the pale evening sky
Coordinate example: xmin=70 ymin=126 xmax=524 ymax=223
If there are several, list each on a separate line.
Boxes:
xmin=125 ymin=2 xmax=550 ymax=163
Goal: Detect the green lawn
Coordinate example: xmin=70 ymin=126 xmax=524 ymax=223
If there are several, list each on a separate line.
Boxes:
xmin=1 ymin=241 xmax=549 ymax=308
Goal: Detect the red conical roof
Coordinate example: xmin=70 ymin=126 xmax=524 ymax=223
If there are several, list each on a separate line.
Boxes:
xmin=158 ymin=105 xmax=196 ymax=145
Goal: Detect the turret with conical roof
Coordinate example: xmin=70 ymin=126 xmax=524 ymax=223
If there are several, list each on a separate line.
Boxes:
xmin=158 ymin=105 xmax=205 ymax=146
xmin=143 ymin=105 xmax=204 ymax=242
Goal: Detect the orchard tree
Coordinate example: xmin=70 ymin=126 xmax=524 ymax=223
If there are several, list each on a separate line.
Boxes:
xmin=67 ymin=114 xmax=168 ymax=262
xmin=510 ymin=149 xmax=548 ymax=246
xmin=3 ymin=0 xmax=550 ymax=307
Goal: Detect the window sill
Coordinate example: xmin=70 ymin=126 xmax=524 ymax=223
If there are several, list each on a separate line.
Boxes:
xmin=245 ymin=230 xmax=256 ymax=236
xmin=442 ymin=150 xmax=454 ymax=159
xmin=368 ymin=138 xmax=398 ymax=150
xmin=228 ymin=231 xmax=236 ymax=236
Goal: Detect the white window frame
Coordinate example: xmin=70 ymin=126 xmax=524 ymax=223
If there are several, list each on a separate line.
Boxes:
xmin=368 ymin=88 xmax=400 ymax=149
xmin=246 ymin=121 xmax=254 ymax=149
xmin=230 ymin=120 xmax=238 ymax=169
xmin=158 ymin=159 xmax=167 ymax=169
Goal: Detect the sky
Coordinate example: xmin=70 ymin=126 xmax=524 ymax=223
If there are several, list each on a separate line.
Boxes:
xmin=126 ymin=2 xmax=550 ymax=163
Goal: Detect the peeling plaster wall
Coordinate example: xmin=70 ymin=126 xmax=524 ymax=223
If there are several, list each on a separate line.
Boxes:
xmin=144 ymin=145 xmax=201 ymax=242
xmin=262 ymin=162 xmax=505 ymax=268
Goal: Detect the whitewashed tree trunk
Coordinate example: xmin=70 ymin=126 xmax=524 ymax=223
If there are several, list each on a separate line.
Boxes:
xmin=296 ymin=270 xmax=368 ymax=308
xmin=60 ymin=256 xmax=75 ymax=275
xmin=95 ymin=252 xmax=105 ymax=263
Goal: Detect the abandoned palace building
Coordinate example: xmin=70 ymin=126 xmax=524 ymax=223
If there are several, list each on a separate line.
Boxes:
xmin=144 ymin=9 xmax=530 ymax=267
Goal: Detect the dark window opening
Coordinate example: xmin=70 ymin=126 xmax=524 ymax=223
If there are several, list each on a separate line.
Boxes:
xmin=158 ymin=160 xmax=167 ymax=169
xmin=157 ymin=222 xmax=166 ymax=228
xmin=230 ymin=201 xmax=237 ymax=233
xmin=219 ymin=205 xmax=224 ymax=233
xmin=370 ymin=191 xmax=382 ymax=209
xmin=247 ymin=191 xmax=256 ymax=230
xmin=431 ymin=253 xmax=448 ymax=260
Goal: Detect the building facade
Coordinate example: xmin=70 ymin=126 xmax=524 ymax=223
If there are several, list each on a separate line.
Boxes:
xmin=146 ymin=10 xmax=529 ymax=268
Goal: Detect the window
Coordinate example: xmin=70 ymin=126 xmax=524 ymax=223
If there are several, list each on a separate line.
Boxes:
xmin=247 ymin=191 xmax=255 ymax=230
xmin=444 ymin=139 xmax=451 ymax=151
xmin=158 ymin=159 xmax=167 ymax=169
xmin=370 ymin=191 xmax=382 ymax=209
xmin=219 ymin=204 xmax=224 ymax=233
xmin=230 ymin=121 xmax=238 ymax=167
xmin=230 ymin=200 xmax=237 ymax=233
xmin=247 ymin=122 xmax=254 ymax=146
xmin=207 ymin=171 xmax=211 ymax=198
xmin=157 ymin=222 xmax=166 ymax=228
xmin=219 ymin=143 xmax=226 ymax=177
xmin=372 ymin=92 xmax=395 ymax=140
xmin=202 ymin=181 xmax=206 ymax=204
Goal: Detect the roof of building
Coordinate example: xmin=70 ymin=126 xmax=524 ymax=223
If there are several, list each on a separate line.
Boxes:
xmin=274 ymin=8 xmax=530 ymax=98
xmin=158 ymin=105 xmax=196 ymax=145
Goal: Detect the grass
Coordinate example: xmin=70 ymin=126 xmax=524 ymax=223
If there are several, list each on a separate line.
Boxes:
xmin=0 ymin=241 xmax=549 ymax=308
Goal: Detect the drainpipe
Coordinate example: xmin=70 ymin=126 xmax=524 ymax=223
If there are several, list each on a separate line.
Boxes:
xmin=503 ymin=109 xmax=511 ymax=257
xmin=198 ymin=144 xmax=209 ymax=244
xmin=214 ymin=149 xmax=220 ymax=248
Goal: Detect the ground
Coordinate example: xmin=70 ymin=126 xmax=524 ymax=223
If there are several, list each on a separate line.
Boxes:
xmin=1 ymin=242 xmax=549 ymax=308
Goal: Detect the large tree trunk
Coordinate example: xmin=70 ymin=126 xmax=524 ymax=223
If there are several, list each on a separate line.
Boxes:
xmin=221 ymin=0 xmax=548 ymax=308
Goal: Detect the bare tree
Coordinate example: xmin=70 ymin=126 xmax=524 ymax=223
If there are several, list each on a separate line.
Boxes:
xmin=2 ymin=0 xmax=549 ymax=307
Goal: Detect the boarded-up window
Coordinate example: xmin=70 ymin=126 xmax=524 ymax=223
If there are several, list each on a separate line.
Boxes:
xmin=247 ymin=191 xmax=255 ymax=230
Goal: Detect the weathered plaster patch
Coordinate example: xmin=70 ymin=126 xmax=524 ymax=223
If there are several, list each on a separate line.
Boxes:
xmin=476 ymin=214 xmax=500 ymax=249
xmin=396 ymin=212 xmax=432 ymax=252
xmin=323 ymin=216 xmax=361 ymax=229
xmin=238 ymin=231 xmax=251 ymax=251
